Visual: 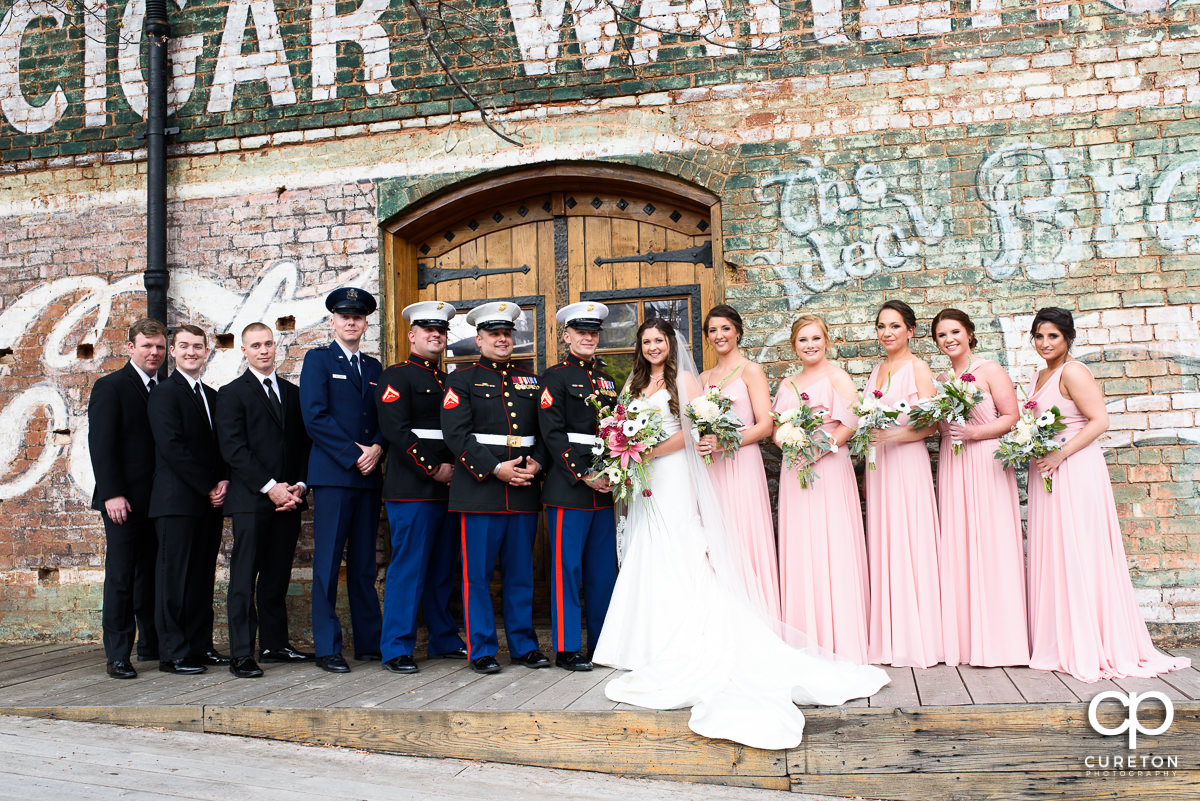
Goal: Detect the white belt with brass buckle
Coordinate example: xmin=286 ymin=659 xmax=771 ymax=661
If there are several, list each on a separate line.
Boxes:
xmin=474 ymin=433 xmax=535 ymax=448
xmin=567 ymin=433 xmax=600 ymax=446
xmin=411 ymin=428 xmax=443 ymax=440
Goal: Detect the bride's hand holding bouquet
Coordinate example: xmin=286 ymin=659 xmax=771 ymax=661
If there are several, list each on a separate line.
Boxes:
xmin=587 ymin=393 xmax=669 ymax=502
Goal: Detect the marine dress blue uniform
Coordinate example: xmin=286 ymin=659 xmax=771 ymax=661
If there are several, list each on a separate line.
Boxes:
xmin=299 ymin=289 xmax=387 ymax=664
xmin=375 ymin=301 xmax=466 ymax=672
xmin=538 ymin=302 xmax=618 ymax=669
xmin=440 ymin=302 xmax=547 ymax=673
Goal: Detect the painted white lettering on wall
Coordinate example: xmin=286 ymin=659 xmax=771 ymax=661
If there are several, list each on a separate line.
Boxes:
xmin=311 ymin=0 xmax=396 ymax=101
xmin=761 ymin=145 xmax=1200 ymax=309
xmin=760 ymin=157 xmax=946 ymax=298
xmin=0 ymin=0 xmax=69 ymax=133
xmin=207 ymin=0 xmax=297 ymax=114
xmin=0 ymin=260 xmax=374 ymax=501
xmin=118 ymin=0 xmax=204 ymax=119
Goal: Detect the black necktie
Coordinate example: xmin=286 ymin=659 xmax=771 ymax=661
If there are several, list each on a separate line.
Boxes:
xmin=194 ymin=382 xmax=211 ymax=427
xmin=147 ymin=378 xmax=155 ymax=392
xmin=350 ymin=353 xmax=360 ymax=376
xmin=264 ymin=377 xmax=282 ymax=413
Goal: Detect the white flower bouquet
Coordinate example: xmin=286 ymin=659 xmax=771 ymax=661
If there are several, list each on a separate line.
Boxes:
xmin=907 ymin=372 xmax=985 ymax=455
xmin=685 ymin=386 xmax=744 ymax=465
xmin=994 ymin=398 xmax=1067 ymax=492
xmin=849 ymin=389 xmax=902 ymax=471
xmin=772 ymin=387 xmax=838 ymax=489
xmin=587 ymin=393 xmax=669 ymax=502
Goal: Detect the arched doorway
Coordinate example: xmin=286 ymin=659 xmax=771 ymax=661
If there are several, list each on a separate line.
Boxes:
xmin=380 ymin=163 xmax=723 ymax=622
xmin=381 ymin=163 xmax=723 ymax=380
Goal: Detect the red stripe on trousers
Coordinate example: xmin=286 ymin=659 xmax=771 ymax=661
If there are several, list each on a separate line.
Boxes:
xmin=554 ymin=507 xmax=565 ymax=651
xmin=460 ymin=515 xmax=471 ymax=661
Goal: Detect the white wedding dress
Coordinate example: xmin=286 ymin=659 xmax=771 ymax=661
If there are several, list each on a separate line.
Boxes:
xmin=593 ymin=388 xmax=890 ymax=750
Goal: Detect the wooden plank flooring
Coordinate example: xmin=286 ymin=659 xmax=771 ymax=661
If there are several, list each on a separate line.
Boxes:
xmin=3 ymin=644 xmax=1199 ymax=712
xmin=3 ymin=643 xmax=1199 ymax=800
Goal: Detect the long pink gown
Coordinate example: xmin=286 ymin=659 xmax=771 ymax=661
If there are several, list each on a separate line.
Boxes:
xmin=775 ymin=377 xmax=870 ymax=662
xmin=706 ymin=374 xmax=782 ymax=621
xmin=865 ymin=360 xmax=944 ymax=668
xmin=937 ymin=361 xmax=1030 ymax=667
xmin=1026 ymin=362 xmax=1190 ymax=682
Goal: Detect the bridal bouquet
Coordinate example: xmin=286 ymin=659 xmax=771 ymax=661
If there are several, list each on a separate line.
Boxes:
xmin=587 ymin=393 xmax=669 ymax=502
xmin=772 ymin=389 xmax=838 ymax=489
xmin=685 ymin=386 xmax=744 ymax=464
xmin=849 ymin=390 xmax=904 ymax=471
xmin=994 ymin=398 xmax=1067 ymax=493
xmin=907 ymin=373 xmax=985 ymax=455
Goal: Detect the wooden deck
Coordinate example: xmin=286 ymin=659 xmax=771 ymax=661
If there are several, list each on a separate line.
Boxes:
xmin=1 ymin=643 xmax=1198 ymax=798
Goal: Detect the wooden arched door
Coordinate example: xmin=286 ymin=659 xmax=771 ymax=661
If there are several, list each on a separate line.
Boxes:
xmin=381 ymin=165 xmax=722 ymax=619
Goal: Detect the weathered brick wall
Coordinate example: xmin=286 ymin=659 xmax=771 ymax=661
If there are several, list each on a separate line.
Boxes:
xmin=0 ymin=0 xmax=1197 ymax=641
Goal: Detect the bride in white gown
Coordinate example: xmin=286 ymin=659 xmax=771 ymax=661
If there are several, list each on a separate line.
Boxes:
xmin=592 ymin=318 xmax=889 ymax=750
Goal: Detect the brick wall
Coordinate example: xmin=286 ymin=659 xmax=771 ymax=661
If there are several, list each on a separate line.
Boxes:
xmin=0 ymin=0 xmax=1197 ymax=641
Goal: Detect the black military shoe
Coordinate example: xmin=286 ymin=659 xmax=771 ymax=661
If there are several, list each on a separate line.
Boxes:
xmin=259 ymin=646 xmax=315 ymax=663
xmin=511 ymin=649 xmax=550 ymax=669
xmin=159 ymin=658 xmax=206 ymax=675
xmin=383 ymin=655 xmax=419 ymax=674
xmin=315 ymin=654 xmax=351 ymax=673
xmin=429 ymin=646 xmax=468 ymax=660
xmin=555 ymin=651 xmax=593 ymax=672
xmin=200 ymin=649 xmax=231 ymax=666
xmin=469 ymin=655 xmax=502 ymax=674
xmin=229 ymin=657 xmax=264 ymax=679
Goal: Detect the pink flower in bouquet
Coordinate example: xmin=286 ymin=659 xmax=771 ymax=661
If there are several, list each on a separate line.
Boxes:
xmin=615 ymin=403 xmax=626 ymax=417
xmin=608 ymin=430 xmax=628 ymax=450
xmin=1024 ymin=400 xmax=1038 ymax=410
xmin=960 ymin=373 xmax=976 ymax=382
xmin=642 ymin=489 xmax=652 ymax=497
xmin=873 ymin=390 xmax=883 ymax=398
xmin=800 ymin=392 xmax=810 ymax=402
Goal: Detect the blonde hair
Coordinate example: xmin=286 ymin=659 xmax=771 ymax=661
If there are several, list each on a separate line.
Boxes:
xmin=790 ymin=315 xmax=830 ymax=351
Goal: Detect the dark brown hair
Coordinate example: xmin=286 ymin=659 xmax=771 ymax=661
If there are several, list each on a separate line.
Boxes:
xmin=628 ymin=318 xmax=679 ymax=417
xmin=704 ymin=304 xmax=744 ymax=345
xmin=127 ymin=318 xmax=167 ymax=343
xmin=931 ymin=308 xmax=978 ymax=349
xmin=1031 ymin=307 xmax=1076 ymax=347
xmin=170 ymin=323 xmax=208 ymax=346
xmin=875 ymin=299 xmax=917 ymax=331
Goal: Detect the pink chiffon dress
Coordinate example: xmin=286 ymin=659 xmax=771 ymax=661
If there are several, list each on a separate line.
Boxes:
xmin=937 ymin=361 xmax=1030 ymax=667
xmin=1026 ymin=362 xmax=1190 ymax=682
xmin=775 ymin=376 xmax=870 ymax=662
xmin=865 ymin=360 xmax=944 ymax=668
xmin=706 ymin=374 xmax=782 ymax=621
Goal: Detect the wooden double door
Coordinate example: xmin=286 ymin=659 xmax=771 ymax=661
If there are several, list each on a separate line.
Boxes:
xmin=385 ymin=168 xmax=722 ymax=382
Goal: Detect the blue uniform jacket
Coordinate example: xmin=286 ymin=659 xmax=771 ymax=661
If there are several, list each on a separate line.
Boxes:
xmin=299 ymin=342 xmax=386 ymax=489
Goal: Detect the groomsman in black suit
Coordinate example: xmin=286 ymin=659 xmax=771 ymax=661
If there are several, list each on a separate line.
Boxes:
xmin=147 ymin=324 xmax=230 ymax=675
xmin=216 ymin=323 xmax=314 ymax=679
xmin=89 ymin=318 xmax=168 ymax=679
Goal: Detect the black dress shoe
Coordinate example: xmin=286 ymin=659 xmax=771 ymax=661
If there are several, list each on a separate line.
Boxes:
xmin=200 ymin=649 xmax=231 ymax=666
xmin=259 ymin=645 xmax=315 ymax=663
xmin=469 ymin=655 xmax=502 ymax=674
xmin=229 ymin=657 xmax=264 ymax=679
xmin=315 ymin=654 xmax=351 ymax=673
xmin=159 ymin=658 xmax=207 ymax=675
xmin=429 ymin=646 xmax=468 ymax=660
xmin=555 ymin=651 xmax=594 ymax=672
xmin=355 ymin=652 xmax=382 ymax=662
xmin=106 ymin=660 xmax=137 ymax=679
xmin=511 ymin=649 xmax=550 ymax=669
xmin=383 ymin=655 xmax=419 ymax=674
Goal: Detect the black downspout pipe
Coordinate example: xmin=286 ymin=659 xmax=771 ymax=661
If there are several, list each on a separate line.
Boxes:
xmin=143 ymin=0 xmax=170 ymax=325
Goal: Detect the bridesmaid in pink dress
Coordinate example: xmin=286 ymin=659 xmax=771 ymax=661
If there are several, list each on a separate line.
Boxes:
xmin=864 ymin=300 xmax=944 ymax=668
xmin=931 ymin=308 xmax=1030 ymax=667
xmin=1026 ymin=308 xmax=1189 ymax=682
xmin=697 ymin=304 xmax=781 ymax=620
xmin=773 ymin=315 xmax=870 ymax=662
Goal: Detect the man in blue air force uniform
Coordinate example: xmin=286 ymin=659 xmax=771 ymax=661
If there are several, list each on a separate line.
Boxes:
xmin=299 ymin=287 xmax=386 ymax=673
xmin=374 ymin=300 xmax=467 ymax=674
xmin=538 ymin=302 xmax=618 ymax=671
xmin=440 ymin=301 xmax=549 ymax=675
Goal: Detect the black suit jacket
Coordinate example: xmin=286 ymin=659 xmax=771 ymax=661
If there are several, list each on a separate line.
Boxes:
xmin=88 ymin=362 xmax=157 ymax=515
xmin=216 ymin=369 xmax=311 ymax=516
xmin=147 ymin=371 xmax=226 ymax=518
